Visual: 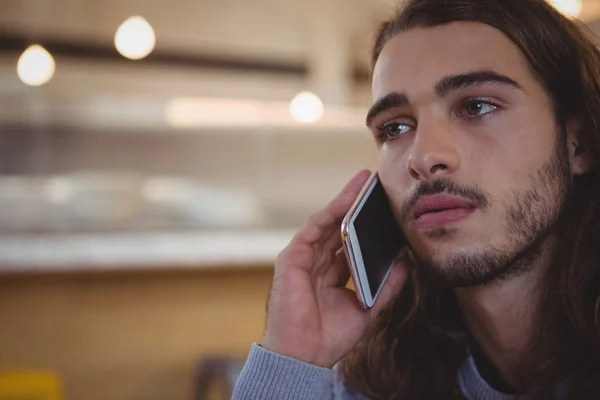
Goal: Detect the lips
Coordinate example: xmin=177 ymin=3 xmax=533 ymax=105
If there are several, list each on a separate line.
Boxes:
xmin=412 ymin=194 xmax=476 ymax=229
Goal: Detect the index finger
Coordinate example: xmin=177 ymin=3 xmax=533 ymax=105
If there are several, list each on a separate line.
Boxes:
xmin=293 ymin=169 xmax=372 ymax=246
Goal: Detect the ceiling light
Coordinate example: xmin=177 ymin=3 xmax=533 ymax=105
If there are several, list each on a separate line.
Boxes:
xmin=17 ymin=45 xmax=55 ymax=86
xmin=550 ymin=0 xmax=582 ymax=17
xmin=289 ymin=91 xmax=324 ymax=124
xmin=115 ymin=16 xmax=156 ymax=60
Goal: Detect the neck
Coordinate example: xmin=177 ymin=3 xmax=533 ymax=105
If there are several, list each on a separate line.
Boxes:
xmin=454 ymin=237 xmax=556 ymax=386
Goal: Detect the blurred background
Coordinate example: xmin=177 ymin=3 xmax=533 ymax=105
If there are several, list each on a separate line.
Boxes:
xmin=0 ymin=0 xmax=596 ymax=399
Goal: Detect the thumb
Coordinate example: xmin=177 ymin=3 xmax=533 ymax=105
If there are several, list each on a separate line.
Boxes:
xmin=368 ymin=258 xmax=412 ymax=317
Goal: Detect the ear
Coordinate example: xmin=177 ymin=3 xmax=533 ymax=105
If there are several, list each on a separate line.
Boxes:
xmin=566 ymin=119 xmax=592 ymax=176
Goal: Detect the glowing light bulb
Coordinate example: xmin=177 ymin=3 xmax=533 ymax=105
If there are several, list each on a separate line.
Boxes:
xmin=114 ymin=16 xmax=156 ymax=60
xmin=289 ymin=91 xmax=324 ymax=123
xmin=550 ymin=0 xmax=582 ymax=17
xmin=16 ymin=45 xmax=55 ymax=86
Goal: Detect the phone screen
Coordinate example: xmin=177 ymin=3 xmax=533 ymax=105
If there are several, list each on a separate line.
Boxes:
xmin=352 ymin=178 xmax=405 ymax=296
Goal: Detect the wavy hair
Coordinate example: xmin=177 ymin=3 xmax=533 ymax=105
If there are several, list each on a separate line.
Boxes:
xmin=339 ymin=1 xmax=600 ymax=398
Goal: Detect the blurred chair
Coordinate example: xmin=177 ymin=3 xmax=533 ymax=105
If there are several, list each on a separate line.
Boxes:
xmin=0 ymin=372 xmax=63 ymax=400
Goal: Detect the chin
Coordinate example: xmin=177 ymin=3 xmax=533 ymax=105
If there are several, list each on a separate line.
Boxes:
xmin=412 ymin=241 xmax=518 ymax=287
xmin=411 ymin=233 xmax=463 ymax=258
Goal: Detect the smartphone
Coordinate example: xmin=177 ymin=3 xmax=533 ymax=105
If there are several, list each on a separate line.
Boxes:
xmin=341 ymin=172 xmax=407 ymax=309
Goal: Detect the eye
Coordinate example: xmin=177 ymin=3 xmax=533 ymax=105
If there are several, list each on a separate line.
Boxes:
xmin=463 ymin=100 xmax=499 ymax=117
xmin=376 ymin=122 xmax=412 ymax=142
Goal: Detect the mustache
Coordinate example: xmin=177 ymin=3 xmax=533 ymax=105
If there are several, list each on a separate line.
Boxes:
xmin=401 ymin=178 xmax=490 ymax=220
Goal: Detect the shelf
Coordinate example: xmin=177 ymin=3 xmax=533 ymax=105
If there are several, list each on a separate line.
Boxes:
xmin=0 ymin=230 xmax=295 ymax=273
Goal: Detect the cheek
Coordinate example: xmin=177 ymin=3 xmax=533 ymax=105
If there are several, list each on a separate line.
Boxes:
xmin=377 ymin=145 xmax=411 ymax=215
xmin=483 ymin=121 xmax=557 ymax=194
xmin=500 ymin=102 xmax=557 ymax=158
xmin=462 ymin=104 xmax=558 ymax=193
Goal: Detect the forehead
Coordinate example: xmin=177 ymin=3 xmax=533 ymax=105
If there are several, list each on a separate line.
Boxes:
xmin=372 ymin=21 xmax=533 ymax=99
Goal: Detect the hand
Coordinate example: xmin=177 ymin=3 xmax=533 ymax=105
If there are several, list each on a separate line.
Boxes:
xmin=262 ymin=170 xmax=411 ymax=368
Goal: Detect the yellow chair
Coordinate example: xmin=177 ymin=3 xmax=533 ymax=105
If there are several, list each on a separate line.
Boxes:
xmin=0 ymin=372 xmax=63 ymax=400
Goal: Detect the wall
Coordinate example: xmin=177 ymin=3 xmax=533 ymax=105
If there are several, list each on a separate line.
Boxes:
xmin=0 ymin=267 xmax=273 ymax=400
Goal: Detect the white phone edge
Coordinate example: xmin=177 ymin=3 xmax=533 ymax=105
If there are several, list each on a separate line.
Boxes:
xmin=347 ymin=224 xmax=395 ymax=309
xmin=345 ymin=174 xmax=395 ymax=309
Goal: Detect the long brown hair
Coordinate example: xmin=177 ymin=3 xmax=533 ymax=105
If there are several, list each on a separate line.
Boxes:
xmin=339 ymin=0 xmax=600 ymax=398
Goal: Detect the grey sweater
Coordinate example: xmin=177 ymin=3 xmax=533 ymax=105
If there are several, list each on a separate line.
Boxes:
xmin=232 ymin=343 xmax=516 ymax=399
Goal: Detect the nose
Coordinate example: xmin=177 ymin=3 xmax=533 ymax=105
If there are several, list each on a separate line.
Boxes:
xmin=407 ymin=119 xmax=461 ymax=181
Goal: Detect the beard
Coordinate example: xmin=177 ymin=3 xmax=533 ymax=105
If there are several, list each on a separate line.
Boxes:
xmin=409 ymin=137 xmax=572 ymax=288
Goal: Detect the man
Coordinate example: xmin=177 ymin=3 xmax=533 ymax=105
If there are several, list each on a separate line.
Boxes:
xmin=233 ymin=0 xmax=600 ymax=398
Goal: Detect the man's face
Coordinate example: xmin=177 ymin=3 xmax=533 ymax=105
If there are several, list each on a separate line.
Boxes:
xmin=369 ymin=21 xmax=572 ymax=286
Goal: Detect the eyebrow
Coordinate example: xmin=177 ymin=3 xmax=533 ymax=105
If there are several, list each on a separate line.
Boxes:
xmin=365 ymin=70 xmax=523 ymax=128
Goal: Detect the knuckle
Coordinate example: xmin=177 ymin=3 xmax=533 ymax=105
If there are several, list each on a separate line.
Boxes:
xmin=306 ymin=211 xmax=321 ymax=225
xmin=274 ymin=247 xmax=290 ymax=268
